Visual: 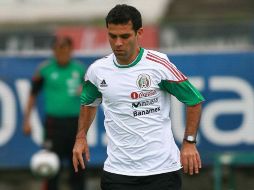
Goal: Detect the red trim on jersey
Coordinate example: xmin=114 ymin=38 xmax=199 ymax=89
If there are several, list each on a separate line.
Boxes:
xmin=167 ymin=79 xmax=187 ymax=83
xmin=147 ymin=52 xmax=186 ymax=80
xmin=146 ymin=52 xmax=187 ymax=81
xmin=146 ymin=56 xmax=182 ymax=80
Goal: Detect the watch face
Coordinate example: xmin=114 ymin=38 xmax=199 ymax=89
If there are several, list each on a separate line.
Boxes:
xmin=185 ymin=135 xmax=196 ymax=143
xmin=187 ymin=136 xmax=195 ymax=141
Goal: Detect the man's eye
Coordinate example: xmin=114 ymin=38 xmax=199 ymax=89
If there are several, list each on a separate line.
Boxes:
xmin=121 ymin=35 xmax=130 ymax=39
xmin=109 ymin=34 xmax=117 ymax=39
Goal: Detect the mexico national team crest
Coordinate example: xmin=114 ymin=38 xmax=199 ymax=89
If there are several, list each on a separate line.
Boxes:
xmin=136 ymin=74 xmax=151 ymax=90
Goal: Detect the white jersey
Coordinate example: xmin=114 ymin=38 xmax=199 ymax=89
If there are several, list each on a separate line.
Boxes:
xmin=81 ymin=48 xmax=203 ymax=176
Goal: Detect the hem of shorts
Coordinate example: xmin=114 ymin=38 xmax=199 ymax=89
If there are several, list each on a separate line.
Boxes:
xmin=103 ymin=165 xmax=182 ymax=176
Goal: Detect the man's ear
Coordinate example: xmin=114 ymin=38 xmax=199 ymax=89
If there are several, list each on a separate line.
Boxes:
xmin=137 ymin=27 xmax=144 ymax=39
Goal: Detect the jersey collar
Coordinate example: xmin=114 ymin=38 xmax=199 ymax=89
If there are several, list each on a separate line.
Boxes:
xmin=113 ymin=48 xmax=144 ymax=68
xmin=51 ymin=58 xmax=71 ymax=68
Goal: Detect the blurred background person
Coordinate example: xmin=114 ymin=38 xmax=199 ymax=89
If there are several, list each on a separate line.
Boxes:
xmin=22 ymin=36 xmax=87 ymax=190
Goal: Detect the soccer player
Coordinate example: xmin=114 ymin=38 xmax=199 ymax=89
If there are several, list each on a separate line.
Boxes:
xmin=23 ymin=36 xmax=86 ymax=190
xmin=73 ymin=4 xmax=204 ymax=190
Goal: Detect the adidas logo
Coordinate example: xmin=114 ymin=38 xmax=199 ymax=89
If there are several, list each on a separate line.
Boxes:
xmin=100 ymin=79 xmax=108 ymax=87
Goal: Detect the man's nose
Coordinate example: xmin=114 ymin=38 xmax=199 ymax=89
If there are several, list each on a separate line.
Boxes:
xmin=115 ymin=37 xmax=123 ymax=46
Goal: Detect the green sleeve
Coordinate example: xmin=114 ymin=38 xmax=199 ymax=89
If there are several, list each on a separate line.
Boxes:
xmin=158 ymin=80 xmax=205 ymax=106
xmin=80 ymin=80 xmax=102 ymax=105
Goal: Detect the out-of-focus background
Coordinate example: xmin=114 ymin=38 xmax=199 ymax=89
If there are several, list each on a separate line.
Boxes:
xmin=0 ymin=0 xmax=254 ymax=190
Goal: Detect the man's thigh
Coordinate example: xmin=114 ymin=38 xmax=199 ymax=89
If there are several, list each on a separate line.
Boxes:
xmin=101 ymin=170 xmax=182 ymax=190
xmin=142 ymin=170 xmax=182 ymax=190
xmin=101 ymin=171 xmax=141 ymax=190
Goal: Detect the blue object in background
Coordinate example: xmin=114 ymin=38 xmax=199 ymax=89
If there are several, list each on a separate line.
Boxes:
xmin=0 ymin=51 xmax=253 ymax=168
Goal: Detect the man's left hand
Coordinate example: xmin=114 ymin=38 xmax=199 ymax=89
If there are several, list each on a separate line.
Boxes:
xmin=180 ymin=141 xmax=201 ymax=175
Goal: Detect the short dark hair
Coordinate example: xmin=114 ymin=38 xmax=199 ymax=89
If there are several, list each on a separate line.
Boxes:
xmin=51 ymin=36 xmax=73 ymax=48
xmin=105 ymin=4 xmax=142 ymax=32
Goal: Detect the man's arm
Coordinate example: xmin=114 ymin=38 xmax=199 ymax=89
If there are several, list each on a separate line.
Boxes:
xmin=180 ymin=103 xmax=202 ymax=175
xmin=22 ymin=73 xmax=43 ymax=135
xmin=158 ymin=79 xmax=204 ymax=175
xmin=23 ymin=94 xmax=37 ymax=135
xmin=72 ymin=105 xmax=97 ymax=172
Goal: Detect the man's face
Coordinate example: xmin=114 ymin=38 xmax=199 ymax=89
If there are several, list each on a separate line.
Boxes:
xmin=53 ymin=44 xmax=72 ymax=65
xmin=107 ymin=21 xmax=143 ymax=64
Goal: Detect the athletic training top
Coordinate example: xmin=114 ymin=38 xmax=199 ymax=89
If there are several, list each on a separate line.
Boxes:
xmin=81 ymin=48 xmax=204 ymax=176
xmin=34 ymin=58 xmax=85 ymax=117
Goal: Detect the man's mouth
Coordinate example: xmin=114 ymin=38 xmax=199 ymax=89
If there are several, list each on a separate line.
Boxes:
xmin=115 ymin=49 xmax=123 ymax=52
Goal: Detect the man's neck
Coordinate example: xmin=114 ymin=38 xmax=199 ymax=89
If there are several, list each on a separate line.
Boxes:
xmin=116 ymin=47 xmax=140 ymax=65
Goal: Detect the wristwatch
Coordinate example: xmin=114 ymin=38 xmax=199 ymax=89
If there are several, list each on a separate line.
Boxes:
xmin=184 ymin=135 xmax=196 ymax=144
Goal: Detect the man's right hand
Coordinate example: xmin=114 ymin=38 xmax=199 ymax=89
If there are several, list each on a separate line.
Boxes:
xmin=23 ymin=120 xmax=32 ymax=135
xmin=72 ymin=137 xmax=90 ymax=172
